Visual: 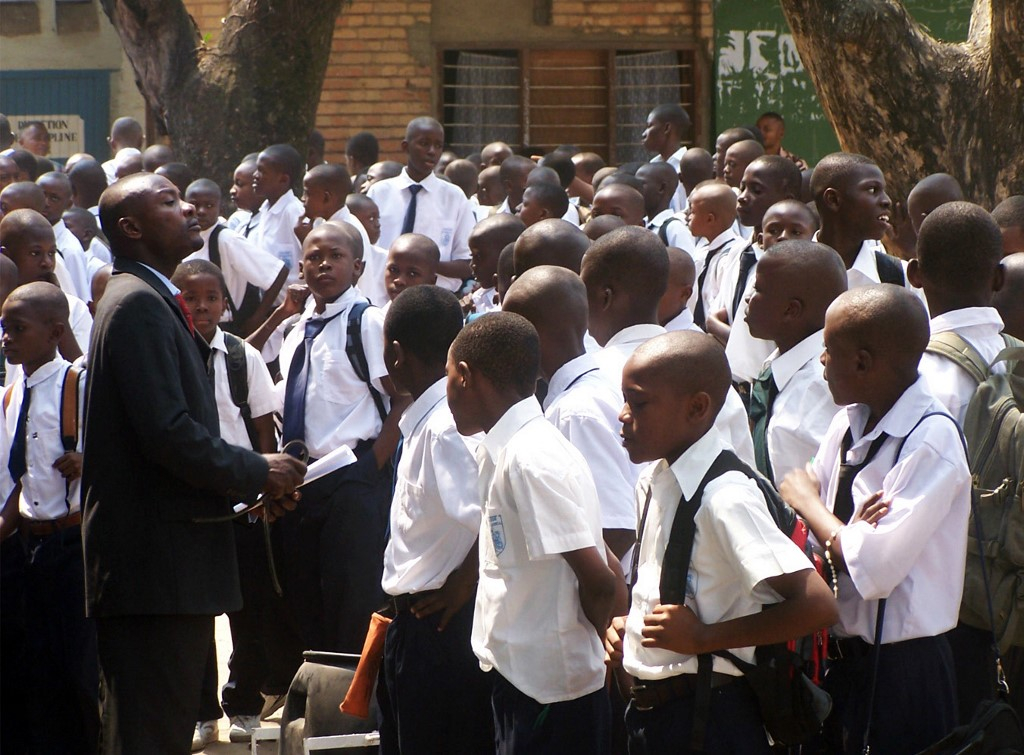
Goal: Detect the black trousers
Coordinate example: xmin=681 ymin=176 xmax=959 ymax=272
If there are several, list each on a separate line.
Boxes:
xmin=947 ymin=622 xmax=998 ymax=724
xmin=97 ymin=613 xmax=214 ymax=755
xmin=624 ymin=677 xmax=770 ymax=755
xmin=279 ymin=444 xmax=390 ymax=654
xmin=1 ymin=534 xmax=29 ymax=755
xmin=377 ymin=599 xmax=493 ymax=754
xmin=492 ymin=671 xmax=611 ymax=755
xmin=23 ymin=525 xmax=99 ymax=754
xmin=824 ymin=633 xmax=957 ymax=755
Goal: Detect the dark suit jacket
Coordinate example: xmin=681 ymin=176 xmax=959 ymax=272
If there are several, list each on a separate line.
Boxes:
xmin=82 ymin=258 xmax=269 ymax=618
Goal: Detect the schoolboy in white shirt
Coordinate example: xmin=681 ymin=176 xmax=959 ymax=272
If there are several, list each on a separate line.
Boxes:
xmin=377 ymin=285 xmax=492 ymax=754
xmin=642 ymin=104 xmax=690 ymax=211
xmin=605 ymin=331 xmax=837 ymax=753
xmin=446 ymin=312 xmax=622 ymax=755
xmin=782 ymin=285 xmax=970 ymax=754
xmin=685 ymin=180 xmax=742 ymax=329
xmin=367 ymin=118 xmax=474 ymax=292
xmin=659 ymin=246 xmax=701 ymax=333
xmin=251 ymin=144 xmax=306 ymax=283
xmin=743 ymin=240 xmax=847 ymax=484
xmin=38 ymin=171 xmax=93 ymax=301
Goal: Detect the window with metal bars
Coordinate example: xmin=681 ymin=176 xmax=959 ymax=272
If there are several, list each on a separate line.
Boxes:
xmin=441 ymin=47 xmax=698 ymax=164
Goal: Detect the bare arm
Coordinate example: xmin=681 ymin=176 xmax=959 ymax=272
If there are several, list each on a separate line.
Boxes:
xmin=0 ymin=485 xmax=21 ymax=542
xmin=412 ymin=540 xmax=479 ymax=630
xmin=604 ymin=528 xmax=636 ymax=562
xmin=437 ymin=258 xmax=473 ymax=280
xmin=246 ymin=283 xmax=310 ymax=352
xmin=238 ymin=266 xmax=289 ymax=338
xmin=563 ymin=544 xmax=619 ymax=637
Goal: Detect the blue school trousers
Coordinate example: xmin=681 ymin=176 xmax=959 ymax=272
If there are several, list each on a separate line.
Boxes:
xmin=491 ymin=672 xmax=611 ymax=755
xmin=376 ymin=599 xmax=493 ymax=754
xmin=824 ymin=634 xmax=957 ymax=754
xmin=624 ymin=676 xmax=770 ymax=755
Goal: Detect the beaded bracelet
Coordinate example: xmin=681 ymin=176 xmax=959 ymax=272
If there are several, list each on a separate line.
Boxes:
xmin=823 ymin=528 xmax=842 ymax=598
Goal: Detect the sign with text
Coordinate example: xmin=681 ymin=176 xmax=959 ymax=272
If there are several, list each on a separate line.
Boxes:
xmin=11 ymin=114 xmax=85 ymax=159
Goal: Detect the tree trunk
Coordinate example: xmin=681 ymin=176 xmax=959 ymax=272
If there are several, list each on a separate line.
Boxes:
xmin=778 ymin=0 xmax=1024 ymax=209
xmin=100 ymin=0 xmax=344 ymax=190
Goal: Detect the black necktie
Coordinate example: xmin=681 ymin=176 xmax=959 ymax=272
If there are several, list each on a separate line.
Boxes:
xmin=243 ymin=213 xmax=258 ymax=238
xmin=401 ymin=184 xmax=423 ymax=235
xmin=694 ymin=241 xmax=728 ymax=330
xmin=8 ymin=384 xmax=31 ymax=483
xmin=281 ymin=312 xmax=343 ymax=444
xmin=731 ymin=245 xmax=757 ymax=318
xmin=748 ymin=363 xmax=780 ymax=483
xmin=206 ymin=350 xmax=217 ymax=390
xmin=833 ymin=429 xmax=890 ymax=524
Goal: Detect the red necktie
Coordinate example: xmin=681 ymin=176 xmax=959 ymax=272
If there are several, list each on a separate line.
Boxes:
xmin=174 ymin=293 xmax=195 ymax=336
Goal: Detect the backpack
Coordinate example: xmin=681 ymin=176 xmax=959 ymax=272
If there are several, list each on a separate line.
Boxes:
xmin=345 ymin=300 xmax=388 ymax=423
xmin=658 ymin=449 xmax=831 ymax=748
xmin=924 ymin=331 xmax=1024 ymax=652
xmin=874 ymin=250 xmax=906 ymax=286
xmin=220 ymin=332 xmax=261 ymax=452
xmin=208 ymin=224 xmax=263 ymax=336
xmin=658 ymin=216 xmax=682 ymax=246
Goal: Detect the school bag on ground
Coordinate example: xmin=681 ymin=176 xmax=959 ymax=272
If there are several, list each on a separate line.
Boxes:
xmin=924 ymin=332 xmax=1024 ymax=652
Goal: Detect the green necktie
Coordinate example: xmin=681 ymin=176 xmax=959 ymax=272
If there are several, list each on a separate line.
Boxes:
xmin=748 ymin=362 xmax=779 ymax=483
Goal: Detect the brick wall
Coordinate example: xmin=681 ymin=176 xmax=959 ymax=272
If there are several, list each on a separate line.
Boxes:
xmin=551 ymin=0 xmax=713 ymax=39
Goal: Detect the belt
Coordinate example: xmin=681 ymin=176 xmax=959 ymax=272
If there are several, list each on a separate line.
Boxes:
xmin=23 ymin=510 xmax=82 ymax=537
xmin=389 ymin=590 xmax=439 ymax=615
xmin=631 ymin=671 xmax=737 ymax=711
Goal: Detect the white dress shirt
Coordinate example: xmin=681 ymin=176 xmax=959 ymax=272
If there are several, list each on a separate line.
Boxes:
xmin=382 ymin=379 xmax=481 ymax=595
xmin=762 ymin=330 xmax=842 ymax=483
xmin=54 ymin=220 xmax=92 ymax=301
xmin=544 ymin=353 xmax=638 ymax=531
xmin=470 ymin=286 xmax=500 ymax=315
xmin=811 ymin=233 xmax=914 ymax=293
xmin=472 ymin=397 xmax=606 ymax=703
xmin=595 ymin=324 xmax=668 ymax=388
xmin=810 ymin=377 xmax=971 ymax=643
xmin=0 ymin=356 xmax=84 ymax=519
xmin=185 ymin=225 xmax=286 ymax=319
xmin=368 ymin=169 xmax=474 ymax=292
xmin=919 ymin=307 xmax=1006 ymax=425
xmin=662 ymin=212 xmax=698 ymax=255
xmin=357 ymin=243 xmax=389 ymax=308
xmin=724 ymin=250 xmax=777 ymax=384
xmin=694 ymin=230 xmax=743 ymax=317
xmin=208 ymin=328 xmax=277 ymax=450
xmin=252 ymin=190 xmax=305 ymax=284
xmin=276 ymin=287 xmax=389 ymax=460
xmin=663 ymin=307 xmax=702 ymax=333
xmin=624 ymin=426 xmax=811 ymax=680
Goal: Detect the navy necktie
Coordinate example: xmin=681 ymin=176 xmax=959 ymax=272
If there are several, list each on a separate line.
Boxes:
xmin=833 ymin=429 xmax=890 ymax=524
xmin=8 ymin=385 xmax=31 ymax=483
xmin=281 ymin=312 xmax=343 ymax=445
xmin=693 ymin=241 xmax=728 ymax=330
xmin=401 ymin=184 xmax=423 ymax=235
xmin=731 ymin=245 xmax=757 ymax=318
xmin=748 ymin=363 xmax=780 ymax=483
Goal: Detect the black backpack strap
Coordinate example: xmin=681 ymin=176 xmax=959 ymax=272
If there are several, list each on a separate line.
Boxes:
xmin=208 ymin=224 xmax=225 ymax=269
xmin=346 ymin=300 xmax=388 ymax=423
xmin=222 ymin=332 xmax=261 ymax=452
xmin=893 ymin=410 xmax=966 ymax=462
xmin=874 ymin=251 xmax=905 ymax=286
xmin=658 ymin=216 xmax=680 ymax=245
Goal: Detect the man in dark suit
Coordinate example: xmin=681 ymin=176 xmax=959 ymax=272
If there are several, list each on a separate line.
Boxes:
xmin=83 ymin=173 xmax=306 ymax=753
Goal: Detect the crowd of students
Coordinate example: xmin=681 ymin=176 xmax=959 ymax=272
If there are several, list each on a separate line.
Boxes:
xmin=1 ymin=105 xmax=1023 ymax=755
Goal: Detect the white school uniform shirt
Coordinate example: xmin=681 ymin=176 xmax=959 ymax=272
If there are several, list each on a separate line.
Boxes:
xmin=275 ymin=287 xmax=389 ymax=460
xmin=695 ymin=229 xmax=743 ymax=317
xmin=560 ymin=202 xmax=581 ymax=227
xmin=0 ymin=356 xmax=85 ymax=520
xmin=762 ymin=330 xmax=842 ymax=483
xmin=721 ymin=247 xmax=777 ymax=383
xmin=226 ymin=209 xmax=252 ymax=234
xmin=3 ymin=291 xmax=91 ymax=388
xmin=252 ymin=190 xmax=304 ymax=284
xmin=54 ymin=220 xmax=92 ymax=301
xmin=811 ymin=233 xmax=913 ymax=292
xmin=185 ymin=225 xmax=286 ymax=319
xmin=381 ymin=378 xmax=482 ymax=596
xmin=919 ymin=307 xmax=1006 ymax=425
xmin=624 ymin=425 xmax=811 ymax=680
xmin=544 ymin=352 xmax=638 ymax=532
xmin=367 ymin=169 xmax=474 ymax=292
xmin=663 ymin=307 xmax=702 ymax=333
xmin=86 ymin=236 xmax=111 ymax=266
xmin=650 ymin=146 xmax=687 ymax=212
xmin=357 ymin=243 xmax=390 ymax=308
xmin=208 ymin=328 xmax=277 ymax=450
xmin=470 ymin=286 xmax=500 ymax=315
xmin=661 ymin=211 xmax=698 ymax=256
xmin=101 ymin=158 xmax=118 ymax=185
xmin=810 ymin=377 xmax=971 ymax=643
xmin=472 ymin=397 xmax=606 ymax=703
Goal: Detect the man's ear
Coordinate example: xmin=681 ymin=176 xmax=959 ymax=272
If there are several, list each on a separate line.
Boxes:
xmin=856 ymin=348 xmax=873 ymax=375
xmin=688 ymin=390 xmax=713 ymax=423
xmin=822 ymin=187 xmax=840 ymax=213
xmin=906 ymin=258 xmax=924 ymax=289
xmin=117 ymin=215 xmax=143 ymax=241
xmin=455 ymin=359 xmax=472 ymax=388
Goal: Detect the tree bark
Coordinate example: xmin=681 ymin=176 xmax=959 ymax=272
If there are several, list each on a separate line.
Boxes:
xmin=778 ymin=0 xmax=1024 ymax=208
xmin=100 ymin=0 xmax=344 ymax=190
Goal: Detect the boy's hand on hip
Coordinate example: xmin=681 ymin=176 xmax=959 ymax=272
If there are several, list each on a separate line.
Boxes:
xmin=641 ymin=603 xmax=706 ymax=655
xmin=53 ymin=451 xmax=83 ymax=481
xmin=411 ymin=567 xmax=477 ymax=630
xmin=604 ymin=615 xmax=627 ymax=668
xmin=262 ymin=453 xmax=306 ymax=497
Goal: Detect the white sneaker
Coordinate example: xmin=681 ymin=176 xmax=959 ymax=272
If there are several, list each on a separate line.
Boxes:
xmin=191 ymin=720 xmax=218 ymax=751
xmin=228 ymin=714 xmax=261 ymax=743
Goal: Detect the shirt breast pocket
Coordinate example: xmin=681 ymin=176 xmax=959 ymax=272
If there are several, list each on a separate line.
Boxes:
xmin=391 ymin=477 xmax=422 ymax=538
xmin=317 ymin=352 xmax=367 ymax=407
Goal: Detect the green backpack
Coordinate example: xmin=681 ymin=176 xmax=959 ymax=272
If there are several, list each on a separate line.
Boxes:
xmin=926 ymin=331 xmax=1024 ymax=652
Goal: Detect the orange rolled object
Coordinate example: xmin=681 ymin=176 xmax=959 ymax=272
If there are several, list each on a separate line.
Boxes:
xmin=339 ymin=612 xmax=392 ymax=718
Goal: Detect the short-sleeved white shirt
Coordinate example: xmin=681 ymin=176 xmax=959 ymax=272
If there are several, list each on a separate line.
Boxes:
xmin=252 ymin=190 xmax=305 ymax=284
xmin=357 ymin=243 xmax=389 ymax=308
xmin=472 ymin=397 xmax=606 ymax=703
xmin=368 ymin=169 xmax=474 ymax=292
xmin=382 ymin=378 xmax=481 ymax=595
xmin=470 ymin=286 xmax=500 ymax=315
xmin=276 ymin=286 xmax=389 ymax=459
xmin=663 ymin=307 xmax=702 ymax=333
xmin=624 ymin=426 xmax=811 ymax=680
xmin=54 ymin=220 xmax=92 ymax=301
xmin=810 ymin=378 xmax=971 ymax=643
xmin=208 ymin=328 xmax=277 ymax=450
xmin=185 ymin=225 xmax=286 ymax=318
xmin=544 ymin=352 xmax=638 ymax=531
